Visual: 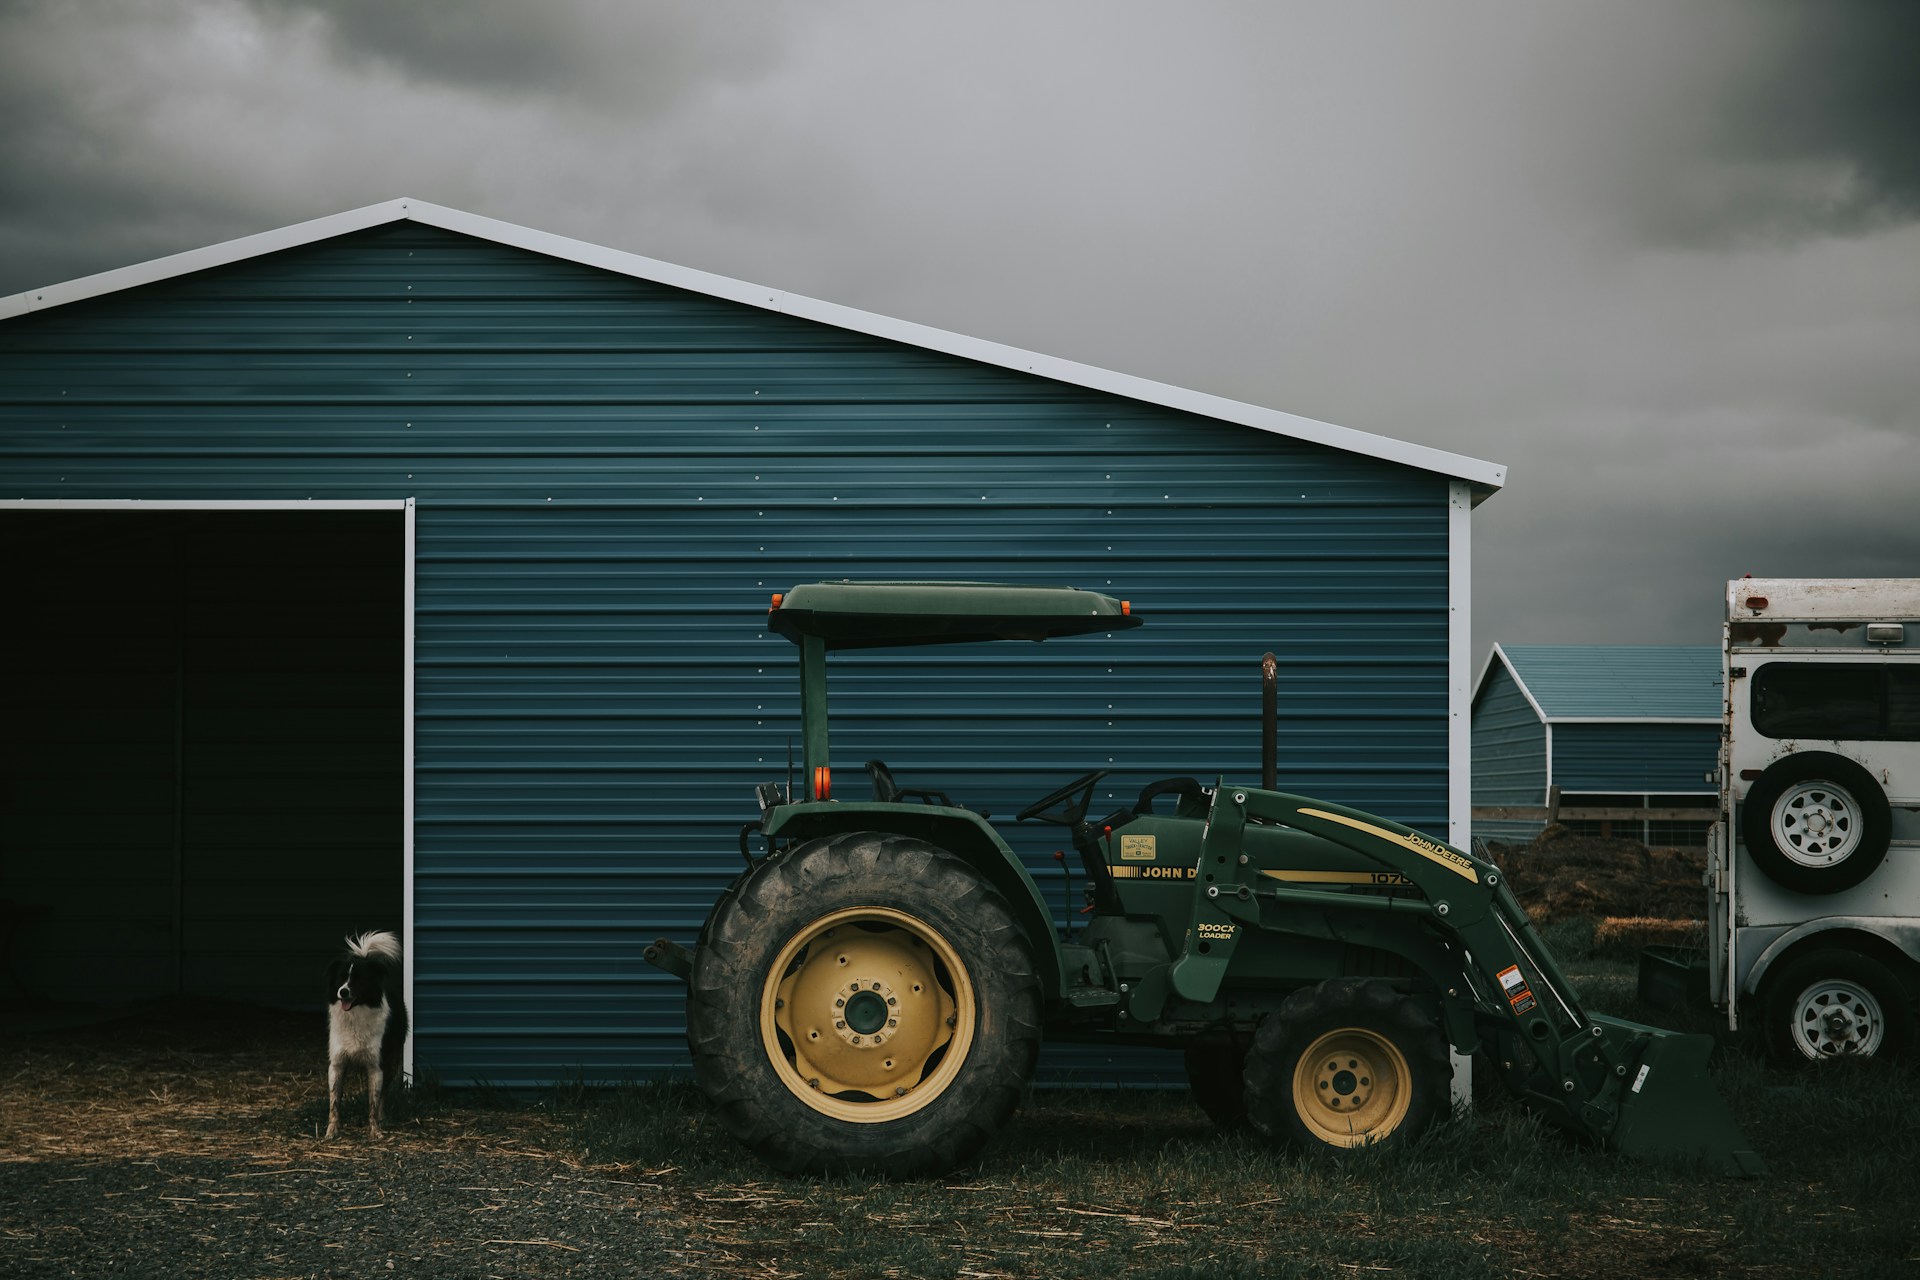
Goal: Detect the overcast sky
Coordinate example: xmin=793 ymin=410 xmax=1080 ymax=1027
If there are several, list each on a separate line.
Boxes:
xmin=4 ymin=0 xmax=1917 ymax=661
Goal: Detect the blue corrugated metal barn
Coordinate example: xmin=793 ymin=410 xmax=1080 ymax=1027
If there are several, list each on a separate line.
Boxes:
xmin=0 ymin=199 xmax=1503 ymax=1085
xmin=1471 ymin=645 xmax=1722 ymax=848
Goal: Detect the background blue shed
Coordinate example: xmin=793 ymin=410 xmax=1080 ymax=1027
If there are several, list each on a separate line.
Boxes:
xmin=0 ymin=199 xmax=1502 ymax=1085
xmin=1470 ymin=645 xmax=1722 ymax=849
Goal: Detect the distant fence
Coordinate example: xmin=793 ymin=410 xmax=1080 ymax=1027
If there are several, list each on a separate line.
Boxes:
xmin=1473 ymin=787 xmax=1715 ymax=846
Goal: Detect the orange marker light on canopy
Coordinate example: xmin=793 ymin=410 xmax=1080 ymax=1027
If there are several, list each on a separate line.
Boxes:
xmin=771 ymin=593 xmax=784 ymax=610
xmin=1121 ymin=601 xmax=1130 ymax=615
xmin=812 ymin=765 xmax=832 ymax=801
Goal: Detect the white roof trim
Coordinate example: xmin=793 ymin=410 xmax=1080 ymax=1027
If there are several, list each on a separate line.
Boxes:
xmin=1476 ymin=644 xmax=1551 ymax=725
xmin=4 ymin=498 xmax=408 ymax=511
xmin=1546 ymin=716 xmax=1721 ymax=726
xmin=1 ymin=197 xmax=1506 ymax=496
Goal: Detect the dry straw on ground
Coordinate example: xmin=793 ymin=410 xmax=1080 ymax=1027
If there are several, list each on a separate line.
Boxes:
xmin=1486 ymin=826 xmax=1709 ymax=924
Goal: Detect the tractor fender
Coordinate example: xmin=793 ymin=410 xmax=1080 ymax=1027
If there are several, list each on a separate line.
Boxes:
xmin=763 ymin=802 xmax=1068 ymax=1000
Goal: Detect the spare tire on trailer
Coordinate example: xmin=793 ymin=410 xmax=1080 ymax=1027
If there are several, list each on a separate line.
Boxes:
xmin=1742 ymin=752 xmax=1891 ymax=895
xmin=686 ymin=831 xmax=1043 ymax=1177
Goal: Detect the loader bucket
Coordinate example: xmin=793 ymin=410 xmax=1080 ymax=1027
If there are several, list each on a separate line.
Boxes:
xmin=1597 ymin=1017 xmax=1766 ymax=1177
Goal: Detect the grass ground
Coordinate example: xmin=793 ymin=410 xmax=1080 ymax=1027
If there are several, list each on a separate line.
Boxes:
xmin=3 ymin=917 xmax=1914 ymax=1278
xmin=538 ymin=1068 xmax=1918 ymax=1278
xmin=519 ymin=920 xmax=1919 ymax=1279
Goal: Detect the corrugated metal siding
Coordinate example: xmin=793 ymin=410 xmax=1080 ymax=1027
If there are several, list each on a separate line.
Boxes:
xmin=1 ymin=223 xmax=1455 ymax=1085
xmin=1551 ymin=723 xmax=1720 ymax=795
xmin=1470 ymin=658 xmax=1548 ymax=845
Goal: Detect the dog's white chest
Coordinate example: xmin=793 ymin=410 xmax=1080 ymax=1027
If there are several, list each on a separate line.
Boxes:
xmin=329 ymin=1002 xmax=388 ymax=1064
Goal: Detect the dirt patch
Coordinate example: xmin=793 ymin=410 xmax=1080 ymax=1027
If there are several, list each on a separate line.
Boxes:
xmin=1486 ymin=825 xmax=1709 ymax=924
xmin=0 ymin=1008 xmax=701 ymax=1278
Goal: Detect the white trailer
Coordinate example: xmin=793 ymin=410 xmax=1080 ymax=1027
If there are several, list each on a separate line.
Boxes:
xmin=1710 ymin=578 xmax=1920 ymax=1060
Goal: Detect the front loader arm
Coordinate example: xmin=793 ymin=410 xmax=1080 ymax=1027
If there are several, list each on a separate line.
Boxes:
xmin=1161 ymin=785 xmax=1763 ymax=1176
xmin=1211 ymin=787 xmax=1588 ymax=1029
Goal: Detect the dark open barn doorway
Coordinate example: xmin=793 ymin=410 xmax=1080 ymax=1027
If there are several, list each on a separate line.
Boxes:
xmin=0 ymin=508 xmax=405 ymax=1016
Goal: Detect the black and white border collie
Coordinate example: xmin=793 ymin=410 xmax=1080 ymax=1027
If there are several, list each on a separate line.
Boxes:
xmin=326 ymin=930 xmax=409 ymax=1139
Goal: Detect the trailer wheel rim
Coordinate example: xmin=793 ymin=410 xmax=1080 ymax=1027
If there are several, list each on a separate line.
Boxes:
xmin=1789 ymin=977 xmax=1886 ymax=1060
xmin=1770 ymin=781 xmax=1863 ymax=868
xmin=1291 ymin=1028 xmax=1412 ymax=1147
xmin=761 ymin=906 xmax=972 ymax=1123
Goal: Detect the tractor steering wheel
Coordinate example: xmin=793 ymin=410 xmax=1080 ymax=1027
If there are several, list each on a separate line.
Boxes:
xmin=1016 ymin=769 xmax=1112 ymax=826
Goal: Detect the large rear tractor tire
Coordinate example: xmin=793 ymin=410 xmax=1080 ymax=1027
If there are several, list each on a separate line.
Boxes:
xmin=686 ymin=831 xmax=1043 ymax=1176
xmin=1244 ymin=979 xmax=1451 ymax=1151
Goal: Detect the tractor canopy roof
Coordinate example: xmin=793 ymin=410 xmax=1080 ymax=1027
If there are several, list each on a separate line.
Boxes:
xmin=768 ymin=580 xmax=1142 ymax=650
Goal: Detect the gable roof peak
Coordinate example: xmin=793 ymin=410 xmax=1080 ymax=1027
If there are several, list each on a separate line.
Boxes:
xmin=1 ymin=197 xmax=1504 ymax=497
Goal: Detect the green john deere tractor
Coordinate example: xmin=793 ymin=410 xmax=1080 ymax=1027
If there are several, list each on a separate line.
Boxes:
xmin=645 ymin=581 xmax=1761 ymax=1177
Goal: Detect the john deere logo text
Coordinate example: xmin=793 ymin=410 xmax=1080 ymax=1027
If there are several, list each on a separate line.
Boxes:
xmin=1109 ymin=864 xmax=1198 ymax=880
xmin=1140 ymin=865 xmax=1196 ymax=880
xmin=1295 ymin=808 xmax=1480 ymax=884
xmin=1403 ymin=832 xmax=1477 ymax=879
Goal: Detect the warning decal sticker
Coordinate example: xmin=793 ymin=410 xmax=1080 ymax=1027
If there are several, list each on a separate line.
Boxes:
xmin=1495 ymin=964 xmax=1537 ymax=1016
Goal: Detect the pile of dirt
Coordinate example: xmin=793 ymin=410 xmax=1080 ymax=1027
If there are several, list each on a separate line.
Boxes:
xmin=1485 ymin=825 xmax=1709 ymax=924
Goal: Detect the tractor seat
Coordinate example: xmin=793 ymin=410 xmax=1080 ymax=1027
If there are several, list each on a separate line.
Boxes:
xmin=1136 ymin=776 xmax=1210 ymax=817
xmin=865 ymin=760 xmax=964 ymax=810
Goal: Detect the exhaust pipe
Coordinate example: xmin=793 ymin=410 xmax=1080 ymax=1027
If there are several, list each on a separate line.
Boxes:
xmin=1261 ymin=651 xmax=1277 ymax=790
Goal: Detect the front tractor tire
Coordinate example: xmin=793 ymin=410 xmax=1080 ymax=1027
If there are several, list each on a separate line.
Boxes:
xmin=686 ymin=832 xmax=1043 ymax=1176
xmin=1244 ymin=979 xmax=1451 ymax=1152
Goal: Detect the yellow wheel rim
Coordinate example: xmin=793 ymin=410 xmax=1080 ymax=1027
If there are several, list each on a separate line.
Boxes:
xmin=1291 ymin=1027 xmax=1412 ymax=1147
xmin=760 ymin=906 xmax=976 ymax=1123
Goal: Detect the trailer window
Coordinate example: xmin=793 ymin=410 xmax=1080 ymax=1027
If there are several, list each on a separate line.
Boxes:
xmin=1751 ymin=662 xmax=1920 ymax=740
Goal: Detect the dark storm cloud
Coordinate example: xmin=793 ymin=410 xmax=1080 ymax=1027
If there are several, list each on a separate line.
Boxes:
xmin=0 ymin=0 xmax=801 ymax=294
xmin=1471 ymin=399 xmax=1920 ymax=648
xmin=0 ymin=1 xmax=1914 ymax=657
xmin=256 ymin=0 xmax=789 ymax=107
xmin=1635 ymin=1 xmax=1920 ymax=246
xmin=0 ymin=0 xmax=314 ymax=289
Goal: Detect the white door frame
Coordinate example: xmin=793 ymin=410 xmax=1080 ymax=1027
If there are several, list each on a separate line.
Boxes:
xmin=2 ymin=498 xmax=416 ymax=1074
